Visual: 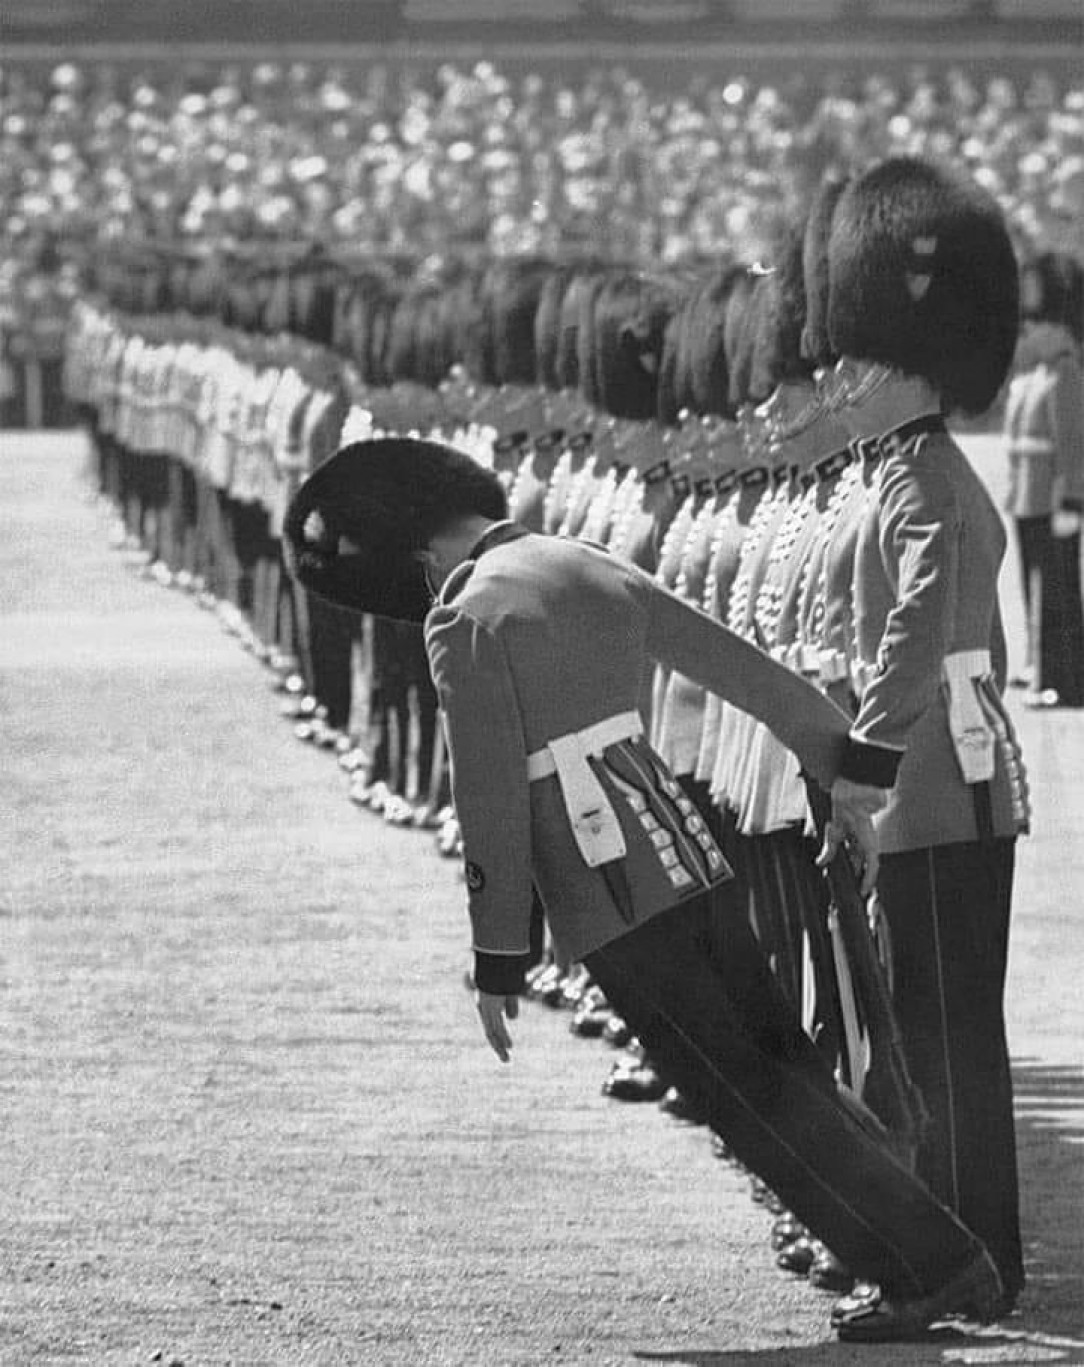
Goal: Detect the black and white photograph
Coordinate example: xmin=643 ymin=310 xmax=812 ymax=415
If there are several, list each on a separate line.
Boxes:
xmin=2 ymin=1 xmax=1082 ymax=1362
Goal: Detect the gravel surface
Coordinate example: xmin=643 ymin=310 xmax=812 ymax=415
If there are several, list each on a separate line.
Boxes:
xmin=1 ymin=431 xmax=1082 ymax=1366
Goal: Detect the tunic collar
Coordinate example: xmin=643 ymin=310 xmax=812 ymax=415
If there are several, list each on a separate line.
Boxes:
xmin=433 ymin=520 xmax=530 ymax=610
xmin=466 ymin=519 xmax=531 ymax=561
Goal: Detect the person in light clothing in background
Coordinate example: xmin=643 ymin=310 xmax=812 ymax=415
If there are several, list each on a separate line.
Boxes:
xmin=1003 ymin=249 xmax=1084 ymax=708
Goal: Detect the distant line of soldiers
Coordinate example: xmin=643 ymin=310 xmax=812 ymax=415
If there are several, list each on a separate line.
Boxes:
xmin=65 ymin=154 xmax=1031 ymax=1310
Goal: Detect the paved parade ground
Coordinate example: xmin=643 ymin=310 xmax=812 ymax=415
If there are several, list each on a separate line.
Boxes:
xmin=2 ymin=430 xmax=1083 ymax=1366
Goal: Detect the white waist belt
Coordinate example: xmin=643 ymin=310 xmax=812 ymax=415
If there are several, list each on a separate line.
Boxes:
xmin=527 ymin=710 xmax=643 ymax=868
xmin=1009 ymin=437 xmax=1055 ymax=455
xmin=942 ymin=649 xmax=995 ymax=784
xmin=818 ymin=648 xmax=849 ymax=684
xmin=790 ymin=643 xmax=825 ymax=676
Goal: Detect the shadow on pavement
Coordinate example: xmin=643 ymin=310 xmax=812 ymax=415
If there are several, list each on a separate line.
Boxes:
xmin=632 ymin=1059 xmax=1084 ymax=1364
xmin=633 ymin=1317 xmax=1084 ymax=1364
xmin=1011 ymin=1058 xmax=1084 ymax=1344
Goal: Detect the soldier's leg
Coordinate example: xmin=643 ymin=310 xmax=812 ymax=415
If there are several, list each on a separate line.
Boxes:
xmin=163 ymin=458 xmax=184 ymax=574
xmin=584 ymin=896 xmax=993 ymax=1302
xmin=404 ymin=624 xmax=439 ymax=807
xmin=193 ymin=477 xmax=218 ymax=593
xmin=308 ymin=595 xmax=356 ymax=734
xmin=216 ymin=490 xmax=243 ymax=606
xmin=877 ymin=839 xmax=1023 ymax=1305
xmin=1013 ymin=515 xmax=1047 ymax=681
xmin=365 ymin=617 xmax=399 ymax=792
xmin=1041 ymin=529 xmax=1084 ymax=705
xmin=146 ymin=453 xmax=171 ymax=566
xmin=230 ymin=502 xmax=266 ymax=617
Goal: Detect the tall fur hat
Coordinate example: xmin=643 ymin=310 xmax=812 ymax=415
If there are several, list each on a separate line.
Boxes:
xmin=574 ymin=269 xmax=613 ymax=409
xmin=491 ymin=257 xmax=552 ymax=385
xmin=750 ymin=217 xmax=812 ymax=398
xmin=546 ymin=266 xmax=604 ymax=393
xmin=283 ymin=438 xmax=508 ymax=621
xmin=726 ymin=269 xmax=771 ymax=411
xmin=592 ymin=271 xmax=683 ymax=420
xmin=534 ymin=265 xmax=579 ymax=390
xmin=677 ymin=264 xmax=750 ymax=418
xmin=801 ymin=173 xmax=848 ymax=369
xmin=828 ymin=156 xmax=1019 ymax=413
xmin=287 ymin=253 xmax=339 ymax=345
xmin=656 ymin=302 xmax=690 ymax=426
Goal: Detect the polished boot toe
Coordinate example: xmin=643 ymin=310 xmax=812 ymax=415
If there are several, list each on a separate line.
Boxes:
xmin=602 ymin=1062 xmax=667 ymax=1102
xmin=569 ymin=1004 xmax=611 ymax=1038
xmin=524 ymin=960 xmax=555 ymax=992
xmin=750 ymin=1177 xmax=783 ymax=1213
xmin=559 ymin=967 xmax=593 ymax=1009
xmin=710 ymin=1133 xmax=734 ymax=1162
xmin=777 ymin=1235 xmax=818 ymax=1276
xmin=770 ymin=1215 xmax=805 ymax=1250
xmin=601 ymin=1014 xmax=632 ymax=1048
xmin=834 ymin=1251 xmax=1004 ymax=1343
xmin=658 ymin=1087 xmax=705 ymax=1123
xmin=830 ymin=1280 xmax=879 ymax=1326
xmin=537 ymin=967 xmax=569 ymax=1007
xmin=339 ymin=747 xmax=369 ymax=774
xmin=808 ymin=1249 xmax=854 ymax=1293
xmin=383 ymin=794 xmax=416 ymax=826
xmin=435 ymin=817 xmax=462 ymax=857
xmin=569 ymin=988 xmax=611 ymax=1037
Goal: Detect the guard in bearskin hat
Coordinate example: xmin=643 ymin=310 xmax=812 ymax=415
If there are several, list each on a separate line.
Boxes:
xmin=284 ymin=432 xmax=1005 ymax=1342
xmin=823 ymin=155 xmax=1029 ymax=1332
xmin=1003 ymin=249 xmax=1084 ymax=707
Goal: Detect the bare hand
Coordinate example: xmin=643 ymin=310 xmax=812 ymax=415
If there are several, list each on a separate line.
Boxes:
xmin=475 ymin=991 xmax=519 ymax=1063
xmin=817 ymin=777 xmax=886 ymax=896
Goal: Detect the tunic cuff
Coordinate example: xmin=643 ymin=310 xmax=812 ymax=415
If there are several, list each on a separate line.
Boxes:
xmin=474 ymin=950 xmax=532 ymax=996
xmin=840 ymin=735 xmax=903 ymax=788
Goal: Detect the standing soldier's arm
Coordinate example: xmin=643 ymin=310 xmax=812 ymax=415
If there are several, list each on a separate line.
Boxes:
xmin=637 ymin=573 xmax=901 ymax=793
xmin=425 ymin=604 xmax=535 ymax=997
xmin=850 ymin=453 xmax=959 ymax=757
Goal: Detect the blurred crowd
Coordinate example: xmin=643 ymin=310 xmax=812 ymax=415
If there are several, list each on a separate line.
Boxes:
xmin=2 ymin=56 xmax=1083 ymax=417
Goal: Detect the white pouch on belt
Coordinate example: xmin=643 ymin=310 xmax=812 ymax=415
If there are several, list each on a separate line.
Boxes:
xmin=942 ymin=649 xmax=995 ymax=784
xmin=547 ymin=731 xmax=628 ymax=868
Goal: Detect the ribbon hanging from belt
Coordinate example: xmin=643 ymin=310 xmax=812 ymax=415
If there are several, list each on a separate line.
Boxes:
xmin=942 ymin=649 xmax=997 ymax=845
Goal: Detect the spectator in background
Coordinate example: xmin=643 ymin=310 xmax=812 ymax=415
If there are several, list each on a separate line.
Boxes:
xmin=1003 ymin=250 xmax=1084 ymax=707
xmin=1 ymin=58 xmax=1081 ymax=422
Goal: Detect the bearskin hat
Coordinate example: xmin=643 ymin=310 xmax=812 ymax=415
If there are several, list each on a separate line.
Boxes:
xmin=287 ymin=253 xmax=339 ymax=346
xmin=574 ymin=269 xmax=613 ymax=409
xmin=283 ymin=438 xmax=508 ymax=621
xmin=801 ymin=173 xmax=848 ymax=369
xmin=656 ymin=305 xmax=688 ymax=427
xmin=827 ymin=156 xmax=1019 ymax=414
xmin=534 ymin=265 xmax=579 ymax=390
xmin=726 ymin=268 xmax=771 ymax=411
xmin=671 ymin=264 xmax=749 ymax=419
xmin=749 ymin=217 xmax=812 ymax=399
xmin=490 ymin=257 xmax=552 ymax=385
xmin=590 ymin=271 xmax=684 ymax=420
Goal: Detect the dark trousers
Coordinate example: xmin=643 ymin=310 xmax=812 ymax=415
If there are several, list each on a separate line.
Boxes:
xmin=306 ymin=593 xmax=358 ymax=732
xmin=583 ymin=893 xmax=987 ymax=1299
xmin=368 ymin=619 xmax=439 ymax=794
xmin=1015 ymin=515 xmax=1084 ymax=705
xmin=878 ymin=838 xmax=1024 ymax=1301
